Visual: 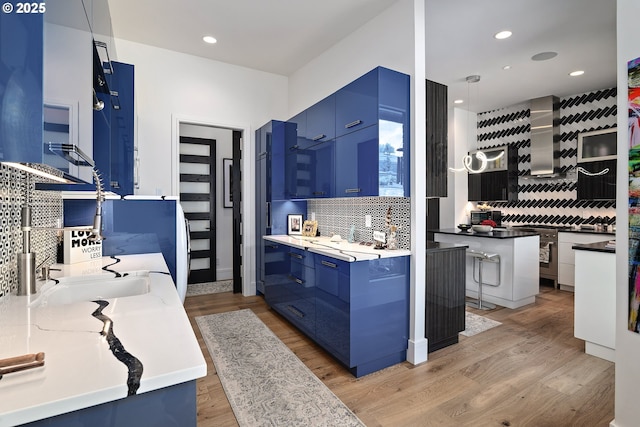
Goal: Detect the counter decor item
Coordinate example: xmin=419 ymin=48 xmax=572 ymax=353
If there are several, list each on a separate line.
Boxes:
xmin=287 ymin=214 xmax=303 ymax=235
xmin=480 ymin=219 xmax=498 ymax=228
xmin=302 ymin=220 xmax=318 ymax=237
xmin=457 ymin=224 xmax=472 ymax=232
xmin=472 ymin=224 xmax=493 ymax=233
xmin=387 ymin=225 xmax=398 ymax=250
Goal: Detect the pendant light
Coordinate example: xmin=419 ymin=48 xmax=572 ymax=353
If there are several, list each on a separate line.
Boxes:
xmin=449 ymin=75 xmax=504 ymax=174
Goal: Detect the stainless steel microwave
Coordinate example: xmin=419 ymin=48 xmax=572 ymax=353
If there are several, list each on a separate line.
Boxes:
xmin=470 ymin=210 xmax=502 ymax=225
xmin=577 ymin=128 xmax=617 ymax=163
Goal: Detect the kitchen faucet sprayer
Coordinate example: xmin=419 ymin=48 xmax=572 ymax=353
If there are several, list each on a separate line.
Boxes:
xmin=17 ymin=168 xmax=106 ymax=296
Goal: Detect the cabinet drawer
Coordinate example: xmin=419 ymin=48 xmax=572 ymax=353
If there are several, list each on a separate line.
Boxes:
xmin=286 ymin=247 xmax=314 ymax=268
xmin=315 ymin=255 xmax=350 ymax=302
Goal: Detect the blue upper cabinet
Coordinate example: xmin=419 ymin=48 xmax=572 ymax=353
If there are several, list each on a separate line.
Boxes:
xmin=335 ymin=67 xmax=410 ymax=197
xmin=306 ymin=94 xmax=335 ymax=143
xmin=0 ymin=13 xmax=44 ymax=165
xmin=284 ymin=66 xmax=410 ymax=199
xmin=335 ymin=69 xmax=378 ymax=137
xmin=95 ymin=61 xmax=135 ymax=195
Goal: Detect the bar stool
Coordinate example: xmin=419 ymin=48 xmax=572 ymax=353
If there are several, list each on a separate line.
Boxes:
xmin=466 ymin=249 xmax=501 ymax=310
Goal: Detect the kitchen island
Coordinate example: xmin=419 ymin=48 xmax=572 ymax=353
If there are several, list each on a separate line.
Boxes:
xmin=433 ymin=229 xmax=540 ymax=309
xmin=0 ymin=253 xmax=206 ymax=427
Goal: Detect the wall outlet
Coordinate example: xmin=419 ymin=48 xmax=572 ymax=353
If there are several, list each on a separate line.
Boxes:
xmin=365 ymin=215 xmax=372 ymax=228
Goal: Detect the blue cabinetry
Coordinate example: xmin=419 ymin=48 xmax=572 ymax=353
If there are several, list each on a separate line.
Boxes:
xmin=256 ymin=121 xmax=298 ymax=293
xmin=285 ymin=66 xmax=410 ymax=199
xmin=263 ymin=240 xmax=410 ymax=377
xmin=0 ymin=13 xmax=44 ymax=164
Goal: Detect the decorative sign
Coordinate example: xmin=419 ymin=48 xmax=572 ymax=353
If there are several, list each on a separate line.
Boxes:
xmin=63 ymin=227 xmax=102 ymax=264
xmin=628 ymin=57 xmax=640 ymax=332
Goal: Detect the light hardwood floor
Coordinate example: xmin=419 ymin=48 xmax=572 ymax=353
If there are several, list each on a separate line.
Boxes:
xmin=185 ymin=285 xmax=615 ymax=427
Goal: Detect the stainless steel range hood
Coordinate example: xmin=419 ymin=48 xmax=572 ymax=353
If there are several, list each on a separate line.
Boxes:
xmin=528 ymin=95 xmax=561 ymax=178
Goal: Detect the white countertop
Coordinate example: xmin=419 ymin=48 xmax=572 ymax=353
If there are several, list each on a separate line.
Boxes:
xmin=264 ymin=235 xmax=411 ymax=261
xmin=0 ymin=253 xmax=206 ymax=427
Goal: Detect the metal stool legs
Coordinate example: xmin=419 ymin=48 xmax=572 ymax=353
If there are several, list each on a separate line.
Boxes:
xmin=466 ymin=258 xmax=496 ymax=310
xmin=466 ymin=249 xmax=499 ymax=310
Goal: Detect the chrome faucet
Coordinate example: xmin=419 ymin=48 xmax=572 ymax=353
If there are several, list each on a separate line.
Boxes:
xmin=17 ymin=169 xmax=105 ymax=296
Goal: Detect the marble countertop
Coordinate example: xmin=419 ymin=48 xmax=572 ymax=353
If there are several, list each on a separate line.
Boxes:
xmin=433 ymin=228 xmax=539 ymax=239
xmin=0 ymin=253 xmax=206 ymax=427
xmin=264 ymin=235 xmax=411 ymax=261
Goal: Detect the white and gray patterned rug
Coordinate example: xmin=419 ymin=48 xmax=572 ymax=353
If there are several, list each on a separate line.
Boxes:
xmin=196 ymin=309 xmax=365 ymax=427
xmin=186 ymin=279 xmax=233 ymax=297
xmin=461 ymin=311 xmax=502 ymax=337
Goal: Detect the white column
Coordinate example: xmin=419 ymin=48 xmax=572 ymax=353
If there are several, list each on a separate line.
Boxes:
xmin=407 ymin=0 xmax=428 ymax=365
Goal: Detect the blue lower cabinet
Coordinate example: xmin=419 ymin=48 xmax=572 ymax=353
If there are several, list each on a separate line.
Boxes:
xmin=314 ymin=254 xmax=410 ymax=377
xmin=266 ymin=247 xmax=315 ymax=337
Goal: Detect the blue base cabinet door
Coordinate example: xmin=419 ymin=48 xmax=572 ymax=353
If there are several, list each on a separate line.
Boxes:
xmin=266 ymin=247 xmax=316 ymax=337
xmin=314 ymin=255 xmax=409 ymax=377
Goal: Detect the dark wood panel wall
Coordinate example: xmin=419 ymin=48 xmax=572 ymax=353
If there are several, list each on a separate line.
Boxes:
xmin=425 ymin=247 xmax=466 ymax=353
xmin=426 ymin=79 xmax=448 ymax=197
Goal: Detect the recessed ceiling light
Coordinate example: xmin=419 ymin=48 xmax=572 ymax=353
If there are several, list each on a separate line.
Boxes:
xmin=494 ymin=30 xmax=512 ymax=40
xmin=203 ymin=36 xmax=217 ymax=44
xmin=569 ymin=70 xmax=585 ymax=77
xmin=454 ymin=99 xmax=464 ymax=104
xmin=503 ymin=65 xmax=512 ymax=70
xmin=531 ymin=51 xmax=558 ymax=61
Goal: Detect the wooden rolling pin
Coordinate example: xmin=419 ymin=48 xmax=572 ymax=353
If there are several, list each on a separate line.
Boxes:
xmin=0 ymin=352 xmax=45 ymax=379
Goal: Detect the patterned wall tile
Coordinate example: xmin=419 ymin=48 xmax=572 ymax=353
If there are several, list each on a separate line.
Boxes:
xmin=477 ymin=88 xmax=617 ymax=227
xmin=307 ymin=197 xmax=411 ymax=250
xmin=0 ymin=164 xmax=62 ymax=299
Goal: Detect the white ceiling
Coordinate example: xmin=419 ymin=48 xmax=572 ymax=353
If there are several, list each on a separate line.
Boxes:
xmin=107 ymin=0 xmax=617 ymax=113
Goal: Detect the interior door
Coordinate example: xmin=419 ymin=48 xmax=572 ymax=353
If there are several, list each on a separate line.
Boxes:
xmin=179 ymin=136 xmax=217 ymax=283
xmin=232 ymin=130 xmax=242 ymax=293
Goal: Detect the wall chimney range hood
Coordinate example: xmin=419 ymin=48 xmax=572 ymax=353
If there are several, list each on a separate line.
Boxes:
xmin=527 ymin=95 xmax=561 ymax=178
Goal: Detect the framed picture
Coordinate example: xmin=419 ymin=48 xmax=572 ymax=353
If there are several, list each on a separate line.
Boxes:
xmin=223 ymin=158 xmax=233 ymax=208
xmin=287 ymin=214 xmax=303 ymax=235
xmin=302 ymin=220 xmax=318 ymax=237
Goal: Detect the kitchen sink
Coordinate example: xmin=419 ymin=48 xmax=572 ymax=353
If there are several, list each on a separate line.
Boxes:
xmin=30 ymin=271 xmax=151 ymax=307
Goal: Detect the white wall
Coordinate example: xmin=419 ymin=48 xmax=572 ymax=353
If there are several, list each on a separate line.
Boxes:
xmin=615 ymin=1 xmax=640 ymax=425
xmin=440 ymin=107 xmax=475 ymax=228
xmin=112 ymin=39 xmax=289 ymax=196
xmin=179 ymin=124 xmax=233 ymax=280
xmin=113 ymin=38 xmax=289 ymax=295
xmin=288 ymin=0 xmax=416 ymax=117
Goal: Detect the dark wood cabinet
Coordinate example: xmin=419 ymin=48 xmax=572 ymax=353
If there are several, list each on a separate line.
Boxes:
xmin=426 ymin=245 xmax=466 ymax=353
xmin=426 ymin=79 xmax=448 ymax=197
xmin=577 ymin=159 xmax=617 ymax=200
xmin=467 ymin=145 xmax=518 ymax=202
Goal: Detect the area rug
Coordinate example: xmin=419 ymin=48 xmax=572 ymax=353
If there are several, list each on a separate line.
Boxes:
xmin=196 ymin=309 xmax=365 ymax=427
xmin=186 ymin=279 xmax=233 ymax=297
xmin=460 ymin=311 xmax=502 ymax=337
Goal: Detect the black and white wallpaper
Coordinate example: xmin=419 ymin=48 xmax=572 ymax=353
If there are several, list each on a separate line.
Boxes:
xmin=476 ymin=87 xmax=617 ymax=227
xmin=0 ymin=164 xmax=61 ymax=299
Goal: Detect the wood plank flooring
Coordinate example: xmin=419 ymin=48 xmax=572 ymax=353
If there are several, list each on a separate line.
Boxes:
xmin=185 ymin=285 xmax=614 ymax=426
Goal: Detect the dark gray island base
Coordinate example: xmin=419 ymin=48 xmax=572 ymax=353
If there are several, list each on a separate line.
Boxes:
xmin=426 ymin=242 xmax=467 ymax=353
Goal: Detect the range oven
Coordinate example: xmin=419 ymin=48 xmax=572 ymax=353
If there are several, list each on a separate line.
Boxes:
xmin=512 ymin=225 xmax=566 ymax=288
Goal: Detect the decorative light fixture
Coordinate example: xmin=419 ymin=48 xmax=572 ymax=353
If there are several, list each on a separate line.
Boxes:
xmin=576 ymin=166 xmax=609 ymax=176
xmin=449 ymin=75 xmax=505 ymax=174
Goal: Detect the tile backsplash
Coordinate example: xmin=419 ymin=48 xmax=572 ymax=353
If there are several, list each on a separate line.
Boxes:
xmin=0 ymin=164 xmax=62 ymax=299
xmin=307 ymin=197 xmax=411 ymax=250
